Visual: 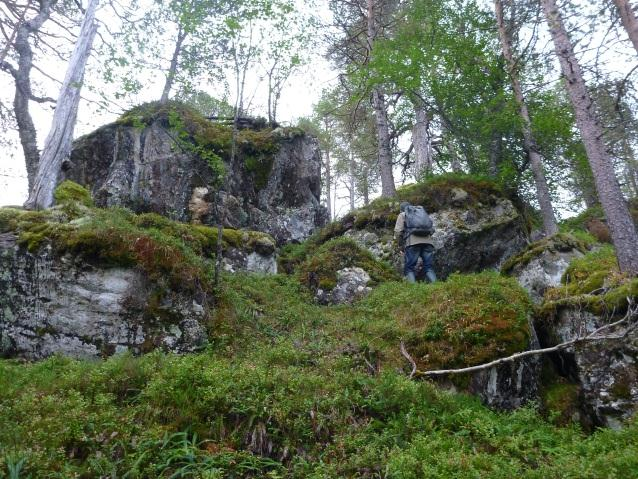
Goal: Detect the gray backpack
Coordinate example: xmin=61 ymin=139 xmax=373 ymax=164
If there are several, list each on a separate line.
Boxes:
xmin=404 ymin=205 xmax=434 ymax=237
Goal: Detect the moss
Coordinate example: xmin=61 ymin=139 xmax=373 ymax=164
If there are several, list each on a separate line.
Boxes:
xmin=296 ymin=237 xmax=399 ymax=293
xmin=501 ymin=233 xmax=591 ymax=275
xmin=541 ymin=246 xmax=638 ymax=318
xmin=117 ymin=101 xmax=285 ymax=189
xmin=542 ymin=382 xmax=581 ymax=426
xmin=53 ymin=181 xmax=94 ymax=208
xmin=0 ymin=207 xmax=25 ymax=233
xmin=358 ymin=271 xmax=532 ymax=370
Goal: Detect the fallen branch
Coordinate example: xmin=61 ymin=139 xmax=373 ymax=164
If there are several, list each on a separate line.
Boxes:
xmin=401 ymin=299 xmax=637 ymax=378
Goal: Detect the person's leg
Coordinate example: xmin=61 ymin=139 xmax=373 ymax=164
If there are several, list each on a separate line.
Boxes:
xmin=422 ymin=245 xmax=436 ymax=283
xmin=404 ymin=245 xmax=418 ymax=283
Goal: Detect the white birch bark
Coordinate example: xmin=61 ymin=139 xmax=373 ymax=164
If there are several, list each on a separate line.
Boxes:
xmin=25 ymin=0 xmax=99 ymax=209
xmin=495 ymin=0 xmax=558 ymax=235
xmin=542 ymin=0 xmax=638 ymax=275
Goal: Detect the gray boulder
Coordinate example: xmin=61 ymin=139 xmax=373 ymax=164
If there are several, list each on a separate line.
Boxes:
xmin=0 ymin=236 xmax=207 ymax=359
xmin=344 ymin=190 xmax=527 ymax=279
xmin=63 ymin=117 xmax=326 ymax=245
xmin=316 ymin=267 xmax=372 ymax=305
xmin=504 ymin=234 xmax=589 ymax=304
xmin=542 ymin=306 xmax=638 ymax=428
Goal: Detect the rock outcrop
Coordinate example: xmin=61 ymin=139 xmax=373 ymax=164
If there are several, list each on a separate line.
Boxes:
xmin=503 ymin=234 xmax=590 ymax=304
xmin=539 ymin=306 xmax=638 ymax=429
xmin=62 ymin=103 xmax=326 ymax=244
xmin=0 ymin=237 xmax=207 ymax=359
xmin=329 ymin=178 xmax=528 ymax=280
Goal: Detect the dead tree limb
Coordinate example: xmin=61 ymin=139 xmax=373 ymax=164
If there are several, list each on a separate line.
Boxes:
xmin=401 ymin=300 xmax=637 ymax=378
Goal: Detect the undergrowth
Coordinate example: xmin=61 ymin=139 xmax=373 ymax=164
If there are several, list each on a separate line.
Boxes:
xmin=1 ymin=272 xmax=638 ymax=477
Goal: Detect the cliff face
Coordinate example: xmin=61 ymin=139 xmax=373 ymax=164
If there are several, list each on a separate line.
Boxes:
xmin=62 ymin=110 xmax=326 ymax=245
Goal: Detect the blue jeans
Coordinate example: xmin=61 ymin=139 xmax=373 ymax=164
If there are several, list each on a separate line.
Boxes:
xmin=404 ymin=244 xmax=436 ymax=283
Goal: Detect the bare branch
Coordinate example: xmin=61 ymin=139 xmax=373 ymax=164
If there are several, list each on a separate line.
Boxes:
xmin=402 ymin=300 xmax=637 ymax=378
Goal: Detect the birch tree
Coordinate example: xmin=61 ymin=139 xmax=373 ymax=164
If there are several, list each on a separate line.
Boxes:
xmin=542 ymin=0 xmax=638 ymax=275
xmin=25 ymin=0 xmax=98 ymax=209
xmin=494 ymin=0 xmax=558 ymax=235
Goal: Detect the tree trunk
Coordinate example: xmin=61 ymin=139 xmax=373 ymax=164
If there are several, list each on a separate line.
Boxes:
xmin=348 ymin=151 xmax=356 ymax=211
xmin=324 ymin=149 xmax=332 ymax=220
xmin=495 ymin=0 xmax=558 ymax=235
xmin=0 ymin=1 xmax=32 ymax=65
xmin=542 ymin=0 xmax=638 ymax=275
xmin=1 ymin=0 xmax=54 ymax=191
xmin=25 ymin=0 xmax=99 ymax=209
xmin=160 ymin=26 xmax=186 ymax=104
xmin=412 ymin=100 xmax=433 ymax=179
xmin=366 ymin=0 xmax=396 ymax=197
xmin=488 ymin=129 xmax=502 ymax=178
xmin=613 ymin=0 xmax=638 ymax=54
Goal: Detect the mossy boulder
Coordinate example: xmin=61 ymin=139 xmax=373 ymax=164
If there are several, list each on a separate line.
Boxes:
xmin=64 ymin=101 xmax=326 ymax=245
xmin=296 ymin=237 xmax=398 ymax=302
xmin=356 ymin=271 xmax=539 ymax=409
xmin=534 ymin=245 xmax=638 ymax=428
xmin=502 ymin=233 xmax=591 ymax=303
xmin=308 ymin=174 xmax=528 ymax=280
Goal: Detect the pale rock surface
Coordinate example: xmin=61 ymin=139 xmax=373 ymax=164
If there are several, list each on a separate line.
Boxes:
xmin=0 ymin=238 xmax=207 ymax=359
xmin=316 ymin=267 xmax=372 ymax=305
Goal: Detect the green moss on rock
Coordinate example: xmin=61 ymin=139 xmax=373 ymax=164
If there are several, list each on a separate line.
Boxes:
xmin=542 ymin=382 xmax=581 ymax=426
xmin=501 ymin=233 xmax=591 ymax=275
xmin=117 ymin=101 xmax=282 ymax=189
xmin=358 ymin=271 xmax=532 ymax=370
xmin=53 ymin=181 xmax=94 ymax=207
xmin=296 ymin=237 xmax=398 ymax=292
xmin=1 ymin=205 xmax=275 ymax=295
xmin=541 ymin=246 xmax=638 ymax=318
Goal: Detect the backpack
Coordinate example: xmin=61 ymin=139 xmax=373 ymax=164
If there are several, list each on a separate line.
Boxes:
xmin=404 ymin=205 xmax=434 ymax=237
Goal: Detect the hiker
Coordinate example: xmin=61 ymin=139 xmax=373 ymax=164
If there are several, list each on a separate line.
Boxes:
xmin=394 ymin=201 xmax=437 ymax=283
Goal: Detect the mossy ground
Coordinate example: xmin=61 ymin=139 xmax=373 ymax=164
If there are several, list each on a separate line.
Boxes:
xmin=3 ymin=180 xmax=638 ymax=477
xmin=2 ymin=272 xmax=638 ymax=478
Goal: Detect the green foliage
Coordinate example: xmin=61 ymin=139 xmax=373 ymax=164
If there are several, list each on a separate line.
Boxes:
xmin=0 ymin=205 xmax=275 ymax=295
xmin=501 ymin=233 xmax=592 ymax=275
xmin=295 ymin=237 xmax=398 ymax=291
xmin=53 ymin=181 xmax=94 ymax=208
xmin=356 ymin=271 xmax=532 ymax=370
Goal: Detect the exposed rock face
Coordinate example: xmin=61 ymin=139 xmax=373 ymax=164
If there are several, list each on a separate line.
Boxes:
xmin=0 ymin=237 xmax=207 ymax=359
xmin=509 ymin=246 xmax=584 ymax=304
xmin=540 ymin=307 xmax=638 ymax=428
xmin=64 ymin=121 xmax=326 ymax=245
xmin=316 ymin=267 xmax=372 ymax=305
xmin=468 ymin=321 xmax=542 ymax=410
xmin=344 ymin=192 xmax=527 ymax=279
